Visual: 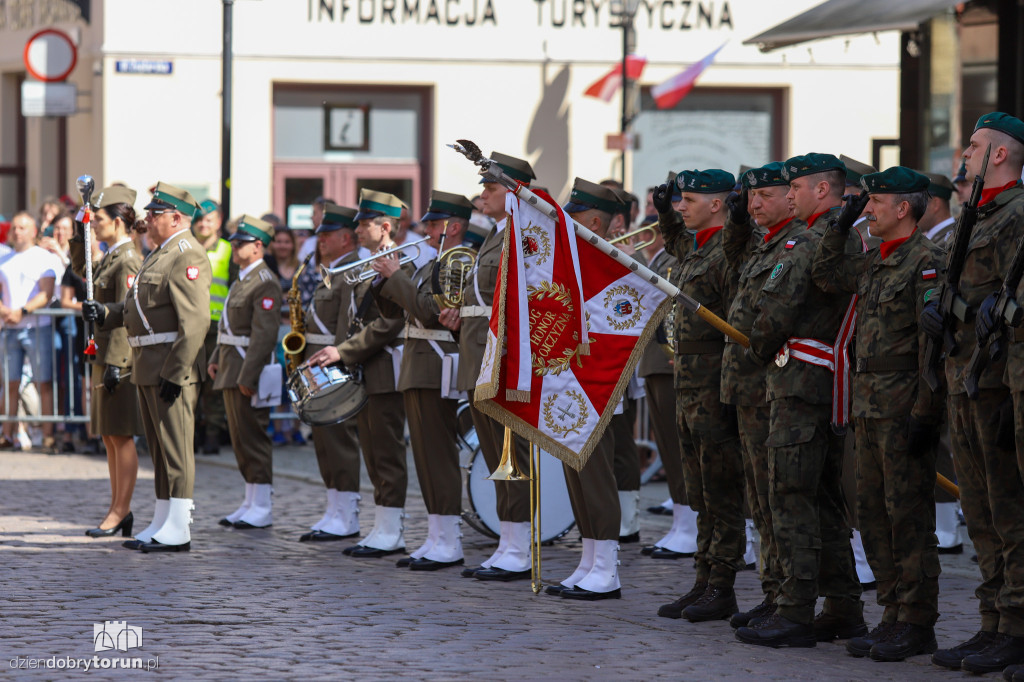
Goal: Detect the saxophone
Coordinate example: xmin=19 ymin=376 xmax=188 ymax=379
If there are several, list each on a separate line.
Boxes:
xmin=281 ymin=252 xmax=314 ymax=374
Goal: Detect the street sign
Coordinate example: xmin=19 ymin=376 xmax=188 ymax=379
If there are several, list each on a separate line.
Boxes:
xmin=23 ymin=28 xmax=77 ymax=82
xmin=115 ymin=59 xmax=174 ymax=75
xmin=21 ymin=81 xmax=77 ymax=117
xmin=606 ymin=133 xmax=640 ymax=151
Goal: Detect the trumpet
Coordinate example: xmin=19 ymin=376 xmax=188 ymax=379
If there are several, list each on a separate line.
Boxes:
xmin=320 ymin=236 xmax=430 ymax=288
xmin=608 ymin=225 xmax=658 ymax=250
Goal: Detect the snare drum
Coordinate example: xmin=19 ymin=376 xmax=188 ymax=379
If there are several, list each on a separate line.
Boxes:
xmin=464 ymin=448 xmax=576 ymax=543
xmin=287 ymin=364 xmax=367 ymax=426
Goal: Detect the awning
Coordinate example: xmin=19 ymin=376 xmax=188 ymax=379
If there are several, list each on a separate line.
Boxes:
xmin=744 ymin=0 xmax=960 ymax=52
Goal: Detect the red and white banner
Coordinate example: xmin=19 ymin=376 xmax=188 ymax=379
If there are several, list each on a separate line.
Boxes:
xmin=650 ymin=43 xmax=725 ymax=110
xmin=475 ymin=191 xmax=670 ymax=470
xmin=583 ymin=54 xmax=647 ymax=103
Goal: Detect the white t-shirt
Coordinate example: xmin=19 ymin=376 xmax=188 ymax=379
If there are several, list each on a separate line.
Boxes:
xmin=0 ymin=246 xmax=61 ymax=328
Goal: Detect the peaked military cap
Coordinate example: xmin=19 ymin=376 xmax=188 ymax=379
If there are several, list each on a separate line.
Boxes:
xmin=421 ymin=190 xmax=474 ymax=222
xmin=922 ymin=172 xmax=955 ymax=201
xmin=742 ymin=162 xmax=787 ymax=189
xmin=676 ymin=169 xmax=736 ymax=194
xmin=666 ymin=170 xmax=682 ymax=201
xmin=230 ymin=214 xmax=274 ymax=245
xmin=96 ymin=185 xmax=137 ymax=209
xmin=609 ymin=187 xmax=634 ymax=216
xmin=780 ymin=153 xmax=846 ymax=182
xmin=974 ymin=111 xmax=1024 ymax=146
xmin=480 ymin=152 xmax=537 ymax=185
xmin=354 ymin=189 xmax=405 ymax=222
xmin=464 ymin=213 xmax=494 ymax=248
xmin=563 ymin=177 xmax=623 ymax=215
xmin=860 ymin=167 xmax=930 ymax=194
xmin=316 ymin=202 xmax=358 ymax=234
xmin=144 ymin=182 xmax=202 ymax=218
xmin=839 ymin=155 xmax=876 ymax=186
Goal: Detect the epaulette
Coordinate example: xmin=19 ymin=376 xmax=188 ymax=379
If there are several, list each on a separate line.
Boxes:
xmin=178 ymin=239 xmax=192 ymax=252
xmin=259 ymin=269 xmax=273 ymax=282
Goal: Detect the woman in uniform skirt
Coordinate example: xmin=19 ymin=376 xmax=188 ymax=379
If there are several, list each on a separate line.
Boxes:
xmin=83 ymin=187 xmax=145 ymax=538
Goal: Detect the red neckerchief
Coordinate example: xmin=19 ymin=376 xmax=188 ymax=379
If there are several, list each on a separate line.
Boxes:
xmin=879 ymin=227 xmax=916 ymax=261
xmin=806 ymin=207 xmax=839 ymax=229
xmin=693 ymin=225 xmax=724 ymax=250
xmin=762 ymin=217 xmax=795 ymax=243
xmin=979 ymin=180 xmax=1019 ymax=207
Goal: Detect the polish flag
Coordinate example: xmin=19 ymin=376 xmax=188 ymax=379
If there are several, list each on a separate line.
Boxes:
xmin=650 ymin=43 xmax=726 ymax=110
xmin=584 ymin=55 xmax=648 ymax=103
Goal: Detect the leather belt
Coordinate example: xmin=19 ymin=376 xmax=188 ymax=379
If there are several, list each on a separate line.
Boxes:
xmin=128 ymin=332 xmax=179 ymax=348
xmin=459 ymin=305 xmax=490 ymax=318
xmin=1014 ymin=328 xmax=1024 ymax=343
xmin=854 ymin=355 xmax=917 ymax=373
xmin=675 ymin=339 xmax=725 ymax=355
xmin=217 ymin=332 xmax=250 ymax=347
xmin=403 ymin=326 xmax=455 ymax=342
xmin=304 ymin=333 xmax=336 ymax=346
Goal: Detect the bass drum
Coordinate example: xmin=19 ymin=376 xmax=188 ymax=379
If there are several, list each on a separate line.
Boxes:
xmin=287 ymin=364 xmax=367 ymax=426
xmin=464 ymin=448 xmax=576 ymax=544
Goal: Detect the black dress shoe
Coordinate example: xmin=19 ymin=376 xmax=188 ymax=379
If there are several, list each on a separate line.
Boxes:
xmin=218 ymin=518 xmax=233 ymax=527
xmin=139 ymin=539 xmax=190 ymax=553
xmin=85 ymin=512 xmax=134 ymax=538
xmin=730 ymin=599 xmax=777 ymax=629
xmin=561 ymin=586 xmax=621 ymax=601
xmin=931 ymin=629 xmax=999 ymax=669
xmin=396 ymin=556 xmax=413 ymax=567
xmin=461 ymin=565 xmax=483 ymax=578
xmin=813 ymin=610 xmax=867 ymax=641
xmin=618 ymin=531 xmax=640 ymax=544
xmin=641 ymin=545 xmax=659 ymax=556
xmin=348 ymin=545 xmax=405 ymax=558
xmin=869 ymin=622 xmax=937 ymax=662
xmin=846 ymin=621 xmax=895 ymax=657
xmin=475 ymin=567 xmax=531 ymax=582
xmin=300 ymin=530 xmax=358 ymax=542
xmin=937 ymin=543 xmax=963 ymax=555
xmin=961 ymin=634 xmax=1024 ymax=674
xmin=647 ymin=505 xmax=672 ymax=515
xmin=683 ymin=585 xmax=737 ymax=623
xmin=735 ymin=613 xmax=816 ymax=648
xmin=122 ymin=539 xmax=144 ymax=550
xmin=1005 ymin=663 xmax=1024 ymax=681
xmin=409 ymin=557 xmax=465 ymax=571
xmin=233 ymin=520 xmax=271 ymax=529
xmin=657 ymin=581 xmax=708 ymax=619
xmin=545 ymin=584 xmax=569 ymax=596
xmin=650 ymin=547 xmax=694 ymax=560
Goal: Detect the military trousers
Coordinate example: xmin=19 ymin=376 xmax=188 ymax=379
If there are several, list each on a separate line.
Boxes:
xmin=198 ymin=322 xmax=227 ymax=438
xmin=138 ymin=382 xmax=199 ymax=499
xmin=769 ymin=396 xmax=862 ymax=625
xmin=611 ymin=399 xmax=641 ymax=491
xmin=854 ymin=416 xmax=940 ymax=626
xmin=948 ymin=390 xmax=1024 ymax=636
xmin=737 ymin=402 xmax=780 ymax=600
xmin=356 ymin=391 xmax=408 ymax=508
xmin=563 ymin=428 xmax=619 ymax=541
xmin=223 ymin=388 xmax=273 ymax=484
xmin=677 ymin=386 xmax=746 ymax=586
xmin=645 ymin=375 xmax=686 ymax=504
xmin=405 ymin=388 xmax=461 ymax=516
xmin=311 ymin=418 xmax=361 ymax=492
xmin=469 ymin=390 xmax=531 ymax=523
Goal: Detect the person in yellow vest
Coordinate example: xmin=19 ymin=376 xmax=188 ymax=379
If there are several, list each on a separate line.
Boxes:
xmin=193 ymin=199 xmax=236 ymax=455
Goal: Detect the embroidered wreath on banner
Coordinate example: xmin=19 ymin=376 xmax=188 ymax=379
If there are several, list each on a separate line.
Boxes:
xmin=603 ymin=284 xmax=645 ymax=331
xmin=542 ymin=390 xmax=588 ymax=437
xmin=528 ymin=281 xmax=585 ymax=377
xmin=520 ymin=223 xmax=552 ymax=270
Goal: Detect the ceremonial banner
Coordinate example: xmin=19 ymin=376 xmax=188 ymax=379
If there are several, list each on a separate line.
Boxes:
xmin=475 ymin=191 xmax=670 ymax=470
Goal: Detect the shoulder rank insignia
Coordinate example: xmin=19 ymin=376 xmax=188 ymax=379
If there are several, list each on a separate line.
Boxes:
xmin=178 ymin=239 xmax=192 ymax=252
xmin=259 ymin=269 xmax=273 ymax=282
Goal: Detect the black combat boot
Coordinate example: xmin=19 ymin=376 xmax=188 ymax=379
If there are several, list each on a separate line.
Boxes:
xmin=869 ymin=622 xmax=937 ymax=661
xmin=682 ymin=585 xmax=737 ymax=622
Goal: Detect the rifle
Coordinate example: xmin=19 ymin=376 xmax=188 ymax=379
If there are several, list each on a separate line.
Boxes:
xmin=963 ymin=230 xmax=1024 ymax=398
xmin=921 ymin=144 xmax=991 ymax=392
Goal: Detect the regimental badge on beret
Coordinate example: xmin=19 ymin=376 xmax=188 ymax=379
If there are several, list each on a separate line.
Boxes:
xmin=742 ymin=162 xmax=787 ymax=189
xmin=675 ymin=169 xmax=735 ymax=194
xmin=859 ymin=167 xmax=930 ymax=194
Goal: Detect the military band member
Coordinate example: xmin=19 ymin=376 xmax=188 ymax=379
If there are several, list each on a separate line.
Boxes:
xmin=922 ymin=112 xmax=1024 ymax=674
xmin=439 ymin=152 xmax=536 ymax=582
xmin=655 ymin=169 xmax=746 ymax=622
xmin=299 ymin=204 xmax=364 ymax=542
xmin=84 ymin=182 xmax=212 ymax=553
xmin=920 ymin=172 xmax=957 ymax=245
xmin=307 ymin=189 xmax=412 ymax=558
xmin=372 ymin=190 xmax=475 ymax=571
xmin=813 ymin=167 xmax=946 ymax=661
xmin=735 ymin=154 xmax=865 ymax=647
xmin=208 ymin=216 xmax=282 ymax=530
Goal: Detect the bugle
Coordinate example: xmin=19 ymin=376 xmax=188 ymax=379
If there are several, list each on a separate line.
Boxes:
xmin=608 ymin=225 xmax=657 ymax=250
xmin=320 ymin=235 xmax=430 ymax=288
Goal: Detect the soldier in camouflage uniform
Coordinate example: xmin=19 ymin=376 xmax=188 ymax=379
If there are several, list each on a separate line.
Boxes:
xmin=922 ymin=112 xmax=1024 ymax=675
xmin=653 ymin=169 xmax=746 ymax=622
xmin=813 ymin=167 xmax=946 ymax=661
xmin=735 ymin=153 xmax=865 ymax=648
xmin=719 ymin=162 xmax=795 ymax=627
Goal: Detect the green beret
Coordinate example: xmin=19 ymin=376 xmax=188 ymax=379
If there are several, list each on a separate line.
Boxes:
xmin=839 ymin=155 xmax=876 ymax=185
xmin=481 ymin=152 xmax=537 ymax=185
xmin=354 ymin=189 xmax=405 ymax=221
xmin=781 ymin=153 xmax=846 ymax=182
xmin=974 ymin=111 xmax=1024 ymax=146
xmin=859 ymin=167 xmax=930 ymax=194
xmin=230 ymin=214 xmax=274 ymax=245
xmin=421 ymin=190 xmax=474 ymax=222
xmin=742 ymin=162 xmax=787 ymax=189
xmin=676 ymin=169 xmax=736 ymax=194
xmin=317 ymin=202 xmax=358 ymax=234
xmin=96 ymin=185 xmax=137 ymax=209
xmin=144 ymin=181 xmax=202 ymax=218
xmin=922 ymin=172 xmax=954 ymax=201
xmin=563 ymin=177 xmax=622 ymax=215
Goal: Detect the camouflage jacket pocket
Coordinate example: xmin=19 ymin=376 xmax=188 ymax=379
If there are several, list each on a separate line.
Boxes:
xmin=765 ymin=421 xmax=817 ymax=448
xmin=875 ymin=279 xmax=915 ymax=330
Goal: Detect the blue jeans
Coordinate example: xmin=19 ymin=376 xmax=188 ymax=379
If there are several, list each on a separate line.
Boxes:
xmin=2 ymin=326 xmax=54 ymax=383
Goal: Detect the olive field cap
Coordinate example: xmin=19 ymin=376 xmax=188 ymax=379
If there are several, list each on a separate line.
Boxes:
xmin=780 ymin=153 xmax=847 ymax=182
xmin=96 ymin=186 xmax=137 ymax=209
xmin=839 ymin=155 xmax=877 ymax=186
xmin=420 ymin=190 xmax=474 ymax=222
xmin=609 ymin=187 xmax=634 ymax=216
xmin=316 ymin=202 xmax=359 ymax=234
xmin=144 ymin=182 xmax=202 ymax=218
xmin=354 ymin=189 xmax=405 ymax=222
xmin=230 ymin=215 xmax=274 ymax=245
xmin=922 ymin=172 xmax=955 ymax=201
xmin=464 ymin=213 xmax=494 ymax=248
xmin=859 ymin=167 xmax=930 ymax=194
xmin=563 ymin=177 xmax=623 ymax=215
xmin=480 ymin=152 xmax=536 ymax=185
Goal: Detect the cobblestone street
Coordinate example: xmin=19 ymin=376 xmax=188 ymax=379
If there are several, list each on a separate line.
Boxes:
xmin=1 ymin=445 xmax=993 ymax=680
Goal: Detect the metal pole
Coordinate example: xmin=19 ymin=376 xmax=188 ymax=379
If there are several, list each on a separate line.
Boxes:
xmin=221 ymin=0 xmax=234 ymax=219
xmin=619 ymin=14 xmax=628 ymax=185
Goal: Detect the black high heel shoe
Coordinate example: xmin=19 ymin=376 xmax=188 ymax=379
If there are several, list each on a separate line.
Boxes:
xmin=85 ymin=512 xmax=134 ymax=538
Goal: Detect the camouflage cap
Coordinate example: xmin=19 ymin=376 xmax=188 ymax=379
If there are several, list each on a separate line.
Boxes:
xmin=563 ymin=177 xmax=622 ymax=215
xmin=974 ymin=111 xmax=1024 ymax=145
xmin=230 ymin=214 xmax=274 ymax=245
xmin=354 ymin=189 xmax=405 ymax=222
xmin=859 ymin=167 xmax=930 ymax=194
xmin=742 ymin=162 xmax=787 ymax=189
xmin=839 ymin=155 xmax=877 ymax=186
xmin=676 ymin=169 xmax=736 ymax=194
xmin=144 ymin=182 xmax=202 ymax=218
xmin=95 ymin=185 xmax=137 ymax=209
xmin=420 ymin=190 xmax=474 ymax=222
xmin=780 ymin=153 xmax=846 ymax=182
xmin=316 ymin=202 xmax=358 ymax=234
xmin=480 ymin=152 xmax=537 ymax=185
xmin=922 ymin=172 xmax=954 ymax=201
